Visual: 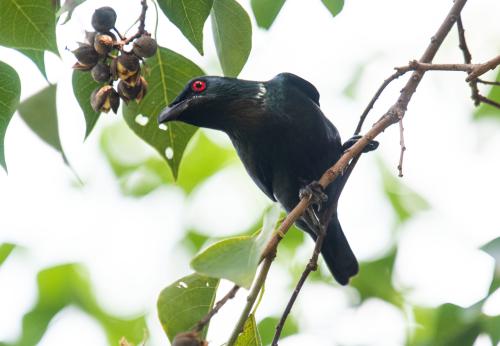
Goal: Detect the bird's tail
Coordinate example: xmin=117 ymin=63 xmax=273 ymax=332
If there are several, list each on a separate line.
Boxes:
xmin=320 ymin=216 xmax=358 ymax=285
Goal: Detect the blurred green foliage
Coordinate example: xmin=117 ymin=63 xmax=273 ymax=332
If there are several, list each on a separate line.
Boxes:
xmin=1 ymin=262 xmax=146 ymax=346
xmin=0 ymin=0 xmax=499 ymax=345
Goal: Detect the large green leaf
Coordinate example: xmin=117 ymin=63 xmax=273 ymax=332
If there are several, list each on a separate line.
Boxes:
xmin=4 ymin=263 xmax=146 ymax=346
xmin=475 ymin=70 xmax=500 ymax=120
xmin=321 ymin=0 xmax=344 ymax=17
xmin=0 ymin=0 xmax=58 ymax=54
xmin=0 ymin=61 xmax=21 ymax=172
xmin=350 ymin=248 xmax=403 ymax=307
xmin=235 ymin=314 xmax=262 ymax=346
xmin=123 ymin=46 xmax=204 ymax=179
xmin=157 ymin=0 xmax=213 ymax=55
xmin=410 ymin=303 xmax=482 ymax=346
xmin=250 ymin=0 xmax=286 ymax=29
xmin=379 ymin=159 xmax=429 ymax=225
xmin=72 ymin=70 xmax=101 ymax=139
xmin=191 ymin=205 xmax=280 ymax=288
xmin=16 ymin=49 xmax=47 ymax=80
xmin=258 ymin=315 xmax=298 ymax=345
xmin=17 ymin=84 xmax=69 ymax=164
xmin=0 ymin=243 xmax=16 ymax=267
xmin=157 ymin=273 xmax=219 ymax=342
xmin=211 ymin=0 xmax=252 ymax=77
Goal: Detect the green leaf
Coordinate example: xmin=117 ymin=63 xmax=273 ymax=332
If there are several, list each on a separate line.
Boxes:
xmin=191 ymin=205 xmax=280 ymax=288
xmin=250 ymin=0 xmax=286 ymax=29
xmin=211 ymin=0 xmax=252 ymax=77
xmin=72 ymin=70 xmax=101 ymax=139
xmin=475 ymin=70 xmax=500 ymax=120
xmin=321 ymin=0 xmax=344 ymax=17
xmin=181 ymin=230 xmax=210 ymax=254
xmin=16 ymin=49 xmax=47 ymax=80
xmin=482 ymin=314 xmax=500 ymax=345
xmin=157 ymin=0 xmax=213 ymax=55
xmin=56 ymin=0 xmax=86 ymax=24
xmin=0 ymin=0 xmax=58 ymax=54
xmin=123 ymin=46 xmax=204 ymax=179
xmin=157 ymin=273 xmax=219 ymax=342
xmin=8 ymin=263 xmax=147 ymax=346
xmin=258 ymin=315 xmax=298 ymax=345
xmin=410 ymin=303 xmax=482 ymax=346
xmin=17 ymin=84 xmax=69 ymax=164
xmin=350 ymin=248 xmax=403 ymax=307
xmin=0 ymin=61 xmax=21 ymax=172
xmin=379 ymin=159 xmax=429 ymax=224
xmin=0 ymin=243 xmax=16 ymax=267
xmin=235 ymin=314 xmax=262 ymax=346
xmin=481 ymin=237 xmax=500 ymax=293
xmin=178 ymin=131 xmax=236 ymax=193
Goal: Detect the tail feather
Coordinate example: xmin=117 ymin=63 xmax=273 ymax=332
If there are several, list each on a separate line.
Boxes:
xmin=320 ymin=217 xmax=358 ymax=285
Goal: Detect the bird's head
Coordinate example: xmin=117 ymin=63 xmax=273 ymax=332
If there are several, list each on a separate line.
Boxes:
xmin=157 ymin=76 xmax=267 ymax=132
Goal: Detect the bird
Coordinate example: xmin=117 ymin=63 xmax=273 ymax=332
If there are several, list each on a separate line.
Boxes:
xmin=158 ymin=73 xmax=377 ymax=285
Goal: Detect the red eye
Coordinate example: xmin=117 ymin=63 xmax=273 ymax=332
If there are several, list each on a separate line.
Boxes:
xmin=191 ymin=80 xmax=206 ymax=92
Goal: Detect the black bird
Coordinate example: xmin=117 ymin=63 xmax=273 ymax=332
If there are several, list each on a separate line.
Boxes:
xmin=158 ymin=73 xmax=377 ymax=285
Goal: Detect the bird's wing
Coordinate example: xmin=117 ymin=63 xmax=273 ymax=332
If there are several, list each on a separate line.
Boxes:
xmin=273 ymin=73 xmax=320 ymax=106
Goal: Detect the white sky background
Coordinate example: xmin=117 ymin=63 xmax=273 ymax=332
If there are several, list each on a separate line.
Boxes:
xmin=1 ymin=0 xmax=500 ymax=345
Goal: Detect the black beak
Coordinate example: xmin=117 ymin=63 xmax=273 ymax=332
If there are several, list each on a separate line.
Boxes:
xmin=158 ymin=101 xmax=187 ymax=124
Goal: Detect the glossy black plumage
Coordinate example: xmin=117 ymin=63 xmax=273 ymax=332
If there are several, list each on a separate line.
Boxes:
xmin=158 ymin=73 xmax=375 ymax=285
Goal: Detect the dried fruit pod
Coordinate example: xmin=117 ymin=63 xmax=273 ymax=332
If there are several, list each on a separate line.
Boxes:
xmin=118 ymin=76 xmax=148 ymax=103
xmin=91 ymin=7 xmax=117 ymax=32
xmin=133 ymin=35 xmax=158 ymax=58
xmin=172 ymin=332 xmax=206 ymax=346
xmin=91 ymin=85 xmax=120 ymax=113
xmin=85 ymin=31 xmax=97 ymax=45
xmin=94 ymin=33 xmax=114 ymax=55
xmin=114 ymin=53 xmax=140 ymax=81
xmin=72 ymin=62 xmax=93 ymax=71
xmin=91 ymin=62 xmax=111 ymax=83
xmin=72 ymin=44 xmax=99 ymax=67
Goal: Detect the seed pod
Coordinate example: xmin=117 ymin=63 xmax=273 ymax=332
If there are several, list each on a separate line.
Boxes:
xmin=133 ymin=35 xmax=158 ymax=58
xmin=72 ymin=44 xmax=99 ymax=66
xmin=72 ymin=62 xmax=93 ymax=71
xmin=91 ymin=85 xmax=120 ymax=113
xmin=114 ymin=53 xmax=140 ymax=81
xmin=172 ymin=332 xmax=206 ymax=346
xmin=117 ymin=80 xmax=140 ymax=103
xmin=91 ymin=7 xmax=117 ymax=32
xmin=135 ymin=76 xmax=148 ymax=103
xmin=85 ymin=31 xmax=97 ymax=45
xmin=91 ymin=62 xmax=111 ymax=83
xmin=94 ymin=33 xmax=114 ymax=55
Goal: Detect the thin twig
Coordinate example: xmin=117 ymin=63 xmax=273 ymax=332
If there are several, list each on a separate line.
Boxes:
xmin=227 ymin=251 xmax=276 ymax=345
xmin=116 ymin=0 xmax=149 ymax=49
xmin=456 ymin=15 xmax=481 ymax=105
xmin=354 ymin=70 xmax=407 ymax=135
xmin=272 ymin=222 xmax=327 ymax=345
xmin=476 ymin=95 xmax=500 ymax=109
xmin=397 ymin=117 xmax=406 ymax=177
xmin=192 ymin=284 xmax=240 ymax=334
xmin=477 ymin=79 xmax=500 ymax=86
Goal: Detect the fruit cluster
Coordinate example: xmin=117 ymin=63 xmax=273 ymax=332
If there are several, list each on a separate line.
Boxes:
xmin=72 ymin=6 xmax=158 ymax=114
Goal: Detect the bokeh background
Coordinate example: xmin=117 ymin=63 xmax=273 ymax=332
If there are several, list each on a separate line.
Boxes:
xmin=1 ymin=0 xmax=500 ymax=345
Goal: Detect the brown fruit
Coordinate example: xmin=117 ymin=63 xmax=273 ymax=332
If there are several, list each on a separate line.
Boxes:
xmin=94 ymin=33 xmax=114 ymax=55
xmin=91 ymin=62 xmax=111 ymax=83
xmin=117 ymin=76 xmax=148 ymax=103
xmin=133 ymin=35 xmax=158 ymax=58
xmin=111 ymin=53 xmax=140 ymax=81
xmin=72 ymin=44 xmax=99 ymax=66
xmin=172 ymin=332 xmax=205 ymax=346
xmin=91 ymin=85 xmax=120 ymax=113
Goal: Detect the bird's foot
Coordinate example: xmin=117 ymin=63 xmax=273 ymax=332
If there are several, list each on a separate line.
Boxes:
xmin=342 ymin=135 xmax=379 ymax=153
xmin=299 ymin=181 xmax=328 ymax=211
